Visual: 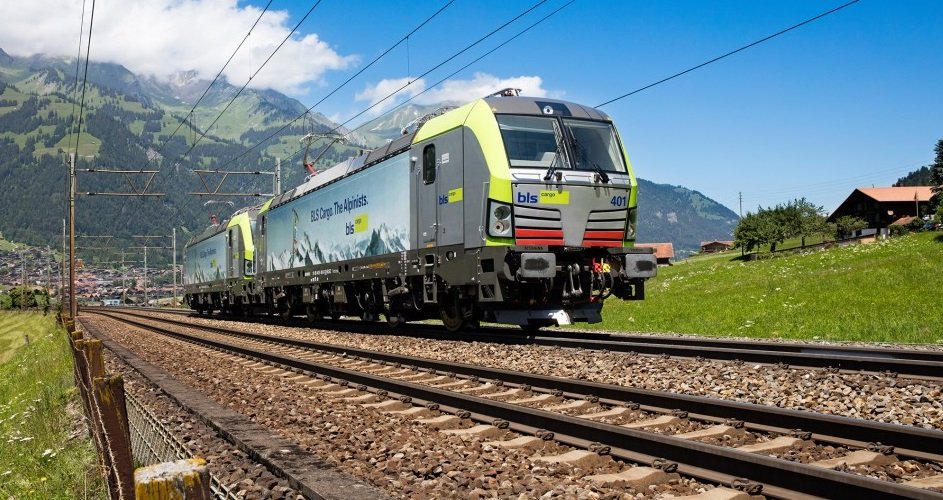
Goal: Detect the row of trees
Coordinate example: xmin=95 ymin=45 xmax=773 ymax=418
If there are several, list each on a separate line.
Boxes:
xmin=0 ymin=288 xmax=52 ymax=312
xmin=733 ymin=198 xmax=869 ymax=252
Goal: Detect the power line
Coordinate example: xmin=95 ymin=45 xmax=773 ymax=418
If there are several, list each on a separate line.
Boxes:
xmin=73 ymin=0 xmax=97 ymax=160
xmin=67 ymin=0 xmax=88 ymax=155
xmin=595 ymin=0 xmax=860 ymax=108
xmin=332 ymin=0 xmax=547 ymax=133
xmin=153 ymin=0 xmax=274 ymax=162
xmin=215 ymin=0 xmax=456 ymax=171
xmin=166 ymin=0 xmax=324 ymax=170
xmin=265 ymin=0 xmax=555 ymax=168
xmin=745 ymin=162 xmax=926 ymax=198
xmin=347 ymin=0 xmax=574 ymax=137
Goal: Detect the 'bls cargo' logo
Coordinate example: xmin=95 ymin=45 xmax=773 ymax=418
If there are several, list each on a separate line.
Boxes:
xmin=516 ymin=192 xmax=538 ymax=204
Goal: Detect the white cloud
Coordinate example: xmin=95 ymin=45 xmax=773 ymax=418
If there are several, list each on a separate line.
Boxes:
xmin=354 ymin=72 xmax=561 ymax=117
xmin=354 ymin=77 xmax=427 ymax=115
xmin=419 ymin=72 xmax=558 ymax=103
xmin=0 ymin=0 xmax=356 ymax=95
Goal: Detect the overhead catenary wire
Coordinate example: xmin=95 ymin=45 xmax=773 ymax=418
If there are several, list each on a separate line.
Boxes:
xmin=595 ymin=0 xmax=861 ymax=108
xmin=215 ymin=0 xmax=456 ymax=171
xmin=166 ymin=0 xmax=325 ymax=170
xmin=73 ymin=0 xmax=97 ymax=160
xmin=153 ymin=0 xmax=274 ymax=162
xmin=277 ymin=0 xmax=572 ymax=165
xmin=67 ymin=0 xmax=88 ymax=155
xmin=330 ymin=0 xmax=547 ymax=134
xmin=346 ymin=0 xmax=575 ymax=137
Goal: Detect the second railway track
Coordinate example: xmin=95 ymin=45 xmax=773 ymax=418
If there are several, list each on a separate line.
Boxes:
xmin=124 ymin=306 xmax=943 ymax=380
xmin=89 ymin=308 xmax=943 ymax=499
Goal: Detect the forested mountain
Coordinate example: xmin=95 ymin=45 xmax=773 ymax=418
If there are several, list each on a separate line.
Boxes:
xmin=0 ymin=49 xmax=357 ymax=263
xmin=0 ymin=50 xmax=736 ymax=259
xmin=635 ymin=179 xmax=738 ymax=254
xmin=895 ymin=166 xmax=934 ymax=187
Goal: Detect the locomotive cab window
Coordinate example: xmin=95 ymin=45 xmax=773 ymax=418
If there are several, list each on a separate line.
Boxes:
xmin=496 ymin=114 xmax=626 ymax=173
xmin=422 ymin=144 xmax=436 ymax=184
xmin=563 ymin=118 xmax=626 ymax=173
xmin=497 ymin=115 xmax=568 ymax=169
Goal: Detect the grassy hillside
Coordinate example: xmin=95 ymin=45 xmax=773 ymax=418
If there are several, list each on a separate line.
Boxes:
xmin=0 ymin=312 xmax=105 ymax=498
xmin=599 ymin=232 xmax=942 ymax=343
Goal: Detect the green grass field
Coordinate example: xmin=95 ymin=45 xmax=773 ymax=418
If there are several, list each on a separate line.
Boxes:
xmin=0 ymin=313 xmax=106 ymax=499
xmin=597 ymin=232 xmax=943 ymax=343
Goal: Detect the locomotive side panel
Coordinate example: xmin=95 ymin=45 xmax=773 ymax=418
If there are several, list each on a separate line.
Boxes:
xmin=265 ymin=153 xmax=411 ymax=272
xmin=183 ymin=232 xmax=228 ymax=285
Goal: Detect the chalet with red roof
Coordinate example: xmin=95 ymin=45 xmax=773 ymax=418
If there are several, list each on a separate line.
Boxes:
xmin=700 ymin=240 xmax=735 ymax=253
xmin=827 ymin=186 xmax=934 ymax=227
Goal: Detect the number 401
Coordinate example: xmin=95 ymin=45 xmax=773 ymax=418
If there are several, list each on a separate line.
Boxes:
xmin=610 ymin=195 xmax=627 ymax=207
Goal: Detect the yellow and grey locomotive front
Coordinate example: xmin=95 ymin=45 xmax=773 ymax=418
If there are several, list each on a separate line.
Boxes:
xmin=255 ymin=94 xmax=656 ymax=330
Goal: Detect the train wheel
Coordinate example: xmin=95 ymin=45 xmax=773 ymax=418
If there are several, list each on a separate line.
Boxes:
xmin=385 ymin=313 xmax=405 ymax=328
xmin=440 ymin=294 xmax=472 ymax=332
xmin=306 ymin=305 xmax=318 ymax=322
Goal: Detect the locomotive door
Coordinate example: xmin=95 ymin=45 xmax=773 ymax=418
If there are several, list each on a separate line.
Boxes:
xmin=228 ymin=228 xmax=241 ymax=278
xmin=434 ymin=132 xmax=463 ymax=248
xmin=417 ymin=143 xmax=439 ymax=248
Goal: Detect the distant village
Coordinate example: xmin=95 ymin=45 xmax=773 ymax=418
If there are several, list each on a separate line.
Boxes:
xmin=0 ymin=235 xmax=178 ymax=306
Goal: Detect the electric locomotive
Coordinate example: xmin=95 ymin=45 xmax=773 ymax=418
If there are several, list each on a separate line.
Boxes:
xmin=184 ymin=91 xmax=657 ymax=331
xmin=183 ymin=207 xmax=257 ymax=314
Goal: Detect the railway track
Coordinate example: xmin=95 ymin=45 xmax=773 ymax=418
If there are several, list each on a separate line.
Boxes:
xmin=88 ymin=309 xmax=943 ymax=499
xmin=115 ymin=306 xmax=943 ymax=380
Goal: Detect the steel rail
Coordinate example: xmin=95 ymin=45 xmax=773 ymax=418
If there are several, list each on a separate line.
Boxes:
xmin=113 ymin=306 xmax=943 ymax=378
xmin=91 ymin=310 xmax=943 ymax=499
xmin=95 ymin=309 xmax=943 ymax=459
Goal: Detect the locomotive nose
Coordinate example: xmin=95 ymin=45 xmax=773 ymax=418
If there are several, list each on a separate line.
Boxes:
xmin=512 ymin=184 xmax=630 ymax=247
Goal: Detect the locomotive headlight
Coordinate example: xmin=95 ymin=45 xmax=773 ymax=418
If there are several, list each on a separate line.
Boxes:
xmin=487 ymin=199 xmax=514 ymax=238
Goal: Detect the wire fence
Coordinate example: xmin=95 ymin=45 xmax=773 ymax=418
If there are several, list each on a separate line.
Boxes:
xmin=125 ymin=392 xmax=239 ymax=499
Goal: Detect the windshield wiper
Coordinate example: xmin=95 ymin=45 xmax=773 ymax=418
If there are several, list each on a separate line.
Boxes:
xmin=544 ymin=122 xmax=566 ymax=182
xmin=543 ymin=145 xmax=561 ymax=181
xmin=591 ymin=161 xmax=610 ymax=183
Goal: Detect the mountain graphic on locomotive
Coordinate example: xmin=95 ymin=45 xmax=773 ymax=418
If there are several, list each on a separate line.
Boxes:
xmin=184 ymin=91 xmax=657 ymax=331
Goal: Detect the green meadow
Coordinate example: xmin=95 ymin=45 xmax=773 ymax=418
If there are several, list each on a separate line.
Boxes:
xmin=600 ymin=232 xmax=943 ymax=343
xmin=0 ymin=313 xmax=106 ymax=499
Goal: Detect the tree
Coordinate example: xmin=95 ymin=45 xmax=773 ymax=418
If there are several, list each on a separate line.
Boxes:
xmin=734 ymin=210 xmax=769 ymax=252
xmin=931 ymin=138 xmax=943 ymax=216
xmin=9 ymin=288 xmax=37 ymax=309
xmin=734 ymin=207 xmax=786 ymax=252
xmin=790 ymin=198 xmax=829 ymax=246
xmin=834 ymin=215 xmax=867 ymax=239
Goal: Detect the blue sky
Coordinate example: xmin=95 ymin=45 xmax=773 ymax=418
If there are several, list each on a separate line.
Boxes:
xmin=253 ymin=0 xmax=943 ymax=214
xmin=2 ymin=0 xmax=940 ymax=214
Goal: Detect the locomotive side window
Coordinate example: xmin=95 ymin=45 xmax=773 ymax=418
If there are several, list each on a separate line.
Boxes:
xmin=422 ymin=144 xmax=436 ymax=184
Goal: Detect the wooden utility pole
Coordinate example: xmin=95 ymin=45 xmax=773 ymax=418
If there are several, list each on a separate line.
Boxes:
xmin=172 ymin=227 xmax=177 ymax=307
xmin=69 ymin=153 xmax=76 ymax=318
